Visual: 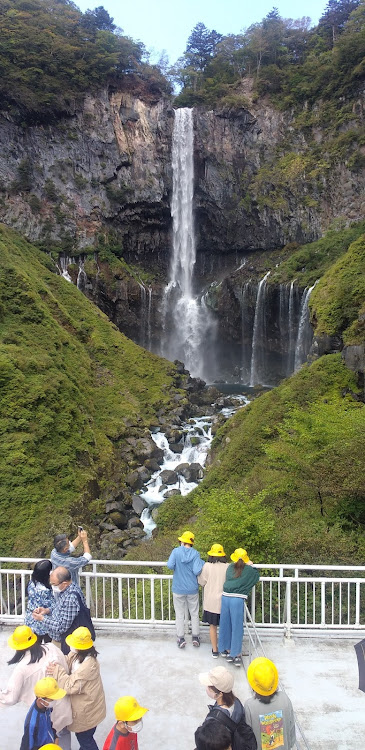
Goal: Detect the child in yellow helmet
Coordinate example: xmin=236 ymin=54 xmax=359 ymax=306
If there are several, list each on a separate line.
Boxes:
xmin=103 ymin=696 xmax=148 ymax=750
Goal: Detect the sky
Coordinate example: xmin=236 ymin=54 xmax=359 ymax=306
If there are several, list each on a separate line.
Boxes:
xmin=75 ymin=0 xmax=329 ymax=64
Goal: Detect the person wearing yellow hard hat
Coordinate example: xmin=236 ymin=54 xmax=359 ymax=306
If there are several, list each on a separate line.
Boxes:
xmin=198 ymin=543 xmax=229 ymax=657
xmin=244 ymin=657 xmax=296 ymax=749
xmin=167 ymin=531 xmax=204 ymax=648
xmin=218 ymin=549 xmax=259 ymax=667
xmin=19 ymin=677 xmax=66 ymax=750
xmin=103 ymin=696 xmax=148 ymax=749
xmin=46 ymin=627 xmax=106 ymax=750
xmin=39 ymin=746 xmax=60 ymax=749
xmin=0 ymin=625 xmax=72 ymax=749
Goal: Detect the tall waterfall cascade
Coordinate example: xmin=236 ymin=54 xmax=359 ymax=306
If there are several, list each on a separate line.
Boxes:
xmin=161 ymin=108 xmax=216 ymax=380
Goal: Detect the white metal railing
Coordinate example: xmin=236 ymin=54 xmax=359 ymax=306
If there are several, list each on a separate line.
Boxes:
xmin=0 ymin=558 xmax=364 ymax=634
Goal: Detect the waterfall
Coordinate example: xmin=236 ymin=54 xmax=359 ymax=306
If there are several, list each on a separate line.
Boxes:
xmin=58 ymin=256 xmax=73 ymax=282
xmin=76 ymin=259 xmax=87 ymax=292
xmin=161 ymin=107 xmax=216 ymax=380
xmin=147 ymin=287 xmax=152 ymax=350
xmin=238 ymin=282 xmax=251 ymax=384
xmin=139 ymin=283 xmax=147 ymax=347
xmin=287 ymin=281 xmax=295 ymax=375
xmin=294 ymin=283 xmax=316 ymax=371
xmin=249 ymin=271 xmax=270 ymax=386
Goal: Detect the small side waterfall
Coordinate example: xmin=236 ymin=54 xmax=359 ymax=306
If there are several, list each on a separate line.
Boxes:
xmin=294 ymin=283 xmax=316 ymax=371
xmin=161 ymin=108 xmax=216 ymax=380
xmin=77 ymin=260 xmax=87 ymax=291
xmin=250 ymin=271 xmax=270 ymax=386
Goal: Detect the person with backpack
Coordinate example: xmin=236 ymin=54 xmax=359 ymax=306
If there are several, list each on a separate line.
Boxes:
xmin=198 ymin=666 xmax=257 ymax=750
xmin=32 ymin=566 xmax=94 ymax=654
xmin=218 ymin=549 xmax=260 ymax=667
xmin=244 ymin=658 xmax=296 ymax=750
xmin=46 ymin=626 xmax=106 ymax=750
xmin=20 ymin=676 xmax=66 ymax=750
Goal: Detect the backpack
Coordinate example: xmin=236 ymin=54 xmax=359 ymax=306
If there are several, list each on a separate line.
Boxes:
xmin=208 ymin=706 xmax=257 ymax=750
xmin=60 ymin=591 xmax=96 ymax=655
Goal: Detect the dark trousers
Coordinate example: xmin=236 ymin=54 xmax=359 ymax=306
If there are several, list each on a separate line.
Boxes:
xmin=75 ymin=727 xmax=99 ymax=750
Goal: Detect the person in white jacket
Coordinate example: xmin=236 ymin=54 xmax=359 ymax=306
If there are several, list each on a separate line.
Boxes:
xmin=0 ymin=625 xmax=72 ymax=750
xmin=198 ymin=543 xmax=229 ymax=658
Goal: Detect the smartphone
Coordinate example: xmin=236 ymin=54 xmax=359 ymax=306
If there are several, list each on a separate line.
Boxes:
xmin=78 ymin=525 xmax=83 ymax=532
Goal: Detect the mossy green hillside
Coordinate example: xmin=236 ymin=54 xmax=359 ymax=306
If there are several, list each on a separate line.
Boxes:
xmin=310 ymin=234 xmax=365 ymax=343
xmin=269 ymin=221 xmax=365 ymax=288
xmin=148 ymin=355 xmax=365 ymax=565
xmin=0 ymin=225 xmax=176 ymax=554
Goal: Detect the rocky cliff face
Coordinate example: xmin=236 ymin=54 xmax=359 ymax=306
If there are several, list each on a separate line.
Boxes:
xmin=0 ymin=85 xmax=363 ymax=266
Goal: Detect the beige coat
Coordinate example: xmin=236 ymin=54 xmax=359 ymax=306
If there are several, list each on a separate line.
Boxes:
xmin=0 ymin=642 xmax=72 ymax=732
xmin=54 ymin=653 xmax=106 ymax=733
xmin=198 ymin=561 xmax=229 ymax=614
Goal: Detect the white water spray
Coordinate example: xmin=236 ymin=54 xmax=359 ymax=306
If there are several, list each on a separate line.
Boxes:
xmin=161 ymin=108 xmax=216 ymax=379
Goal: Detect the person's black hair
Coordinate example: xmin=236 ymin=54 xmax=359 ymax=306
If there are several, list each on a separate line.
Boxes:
xmin=30 ymin=559 xmax=52 ymax=589
xmin=207 ymin=555 xmax=227 ymax=563
xmin=8 ymin=636 xmax=46 ymax=665
xmin=54 ymin=534 xmax=69 ymax=553
xmin=254 ymin=691 xmax=276 ymax=703
xmin=75 ymin=645 xmax=99 ymax=663
xmin=233 ymin=559 xmax=245 ymax=578
xmin=209 ymin=685 xmax=235 ymax=708
xmin=195 ymin=720 xmax=232 ymax=750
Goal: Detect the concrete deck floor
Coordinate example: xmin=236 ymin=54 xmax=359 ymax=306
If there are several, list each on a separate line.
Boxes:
xmin=0 ymin=627 xmax=364 ymax=750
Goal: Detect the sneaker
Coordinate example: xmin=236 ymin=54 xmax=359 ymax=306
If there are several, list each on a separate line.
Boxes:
xmin=192 ymin=635 xmax=200 ymax=647
xmin=233 ymin=656 xmax=242 ymax=667
xmin=177 ymin=637 xmax=186 ymax=649
xmin=225 ymin=655 xmax=234 ymax=663
xmin=220 ymin=650 xmax=230 ymax=658
xmin=211 ymin=649 xmax=219 ymax=659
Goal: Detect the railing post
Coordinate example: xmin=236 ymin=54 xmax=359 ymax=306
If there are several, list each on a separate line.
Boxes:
xmin=150 ymin=578 xmax=155 ymax=622
xmin=355 ymin=581 xmax=360 ymax=626
xmin=285 ymin=580 xmax=291 ymax=639
xmin=321 ymin=581 xmax=326 ymax=627
xmin=85 ymin=576 xmax=91 ymax=608
xmin=118 ymin=577 xmax=123 ymax=621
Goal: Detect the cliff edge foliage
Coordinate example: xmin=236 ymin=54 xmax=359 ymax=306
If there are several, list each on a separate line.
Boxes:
xmin=0 ymin=225 xmax=176 ymax=554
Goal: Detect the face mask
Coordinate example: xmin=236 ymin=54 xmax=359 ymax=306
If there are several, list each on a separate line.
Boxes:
xmin=51 ymin=585 xmax=62 ymax=593
xmin=69 ymin=647 xmax=78 ymax=654
xmin=126 ymin=720 xmax=143 ymax=733
xmin=39 ymin=698 xmax=54 ymax=709
xmin=206 ymin=687 xmax=217 ymax=700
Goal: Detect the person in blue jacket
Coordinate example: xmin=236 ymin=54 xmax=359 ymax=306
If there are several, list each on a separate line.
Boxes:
xmin=167 ymin=531 xmax=204 ymax=648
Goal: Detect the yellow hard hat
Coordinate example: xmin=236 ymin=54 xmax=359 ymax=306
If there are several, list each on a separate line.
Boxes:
xmin=8 ymin=625 xmax=37 ymax=651
xmin=247 ymin=657 xmax=279 ymax=696
xmin=114 ymin=696 xmax=149 ymax=722
xmin=207 ymin=543 xmax=226 ymax=557
xmin=34 ymin=677 xmax=66 ymax=700
xmin=230 ymin=548 xmax=252 ymax=564
xmin=65 ymin=626 xmax=94 ymax=650
xmin=39 ymin=745 xmax=60 ymax=749
xmin=178 ymin=531 xmax=195 ymax=544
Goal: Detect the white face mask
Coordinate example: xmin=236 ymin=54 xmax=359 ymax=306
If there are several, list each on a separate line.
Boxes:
xmin=206 ymin=687 xmax=217 ymax=700
xmin=126 ymin=720 xmax=143 ymax=733
xmin=39 ymin=698 xmax=54 ymax=709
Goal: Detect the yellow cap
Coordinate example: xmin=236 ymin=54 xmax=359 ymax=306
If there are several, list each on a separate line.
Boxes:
xmin=38 ymin=745 xmax=60 ymax=749
xmin=114 ymin=696 xmax=149 ymax=722
xmin=230 ymin=548 xmax=252 ymax=564
xmin=178 ymin=531 xmax=195 ymax=545
xmin=247 ymin=657 xmax=279 ymax=696
xmin=65 ymin=626 xmax=94 ymax=650
xmin=8 ymin=625 xmax=37 ymax=651
xmin=34 ymin=677 xmax=66 ymax=700
xmin=207 ymin=543 xmax=226 ymax=557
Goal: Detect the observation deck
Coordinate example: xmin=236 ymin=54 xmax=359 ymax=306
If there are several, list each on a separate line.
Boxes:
xmin=1 ymin=559 xmax=364 ymax=749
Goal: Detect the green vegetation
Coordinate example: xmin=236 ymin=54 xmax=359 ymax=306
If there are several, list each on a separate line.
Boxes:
xmin=310 ymin=233 xmax=365 ymax=342
xmin=0 ymin=0 xmax=171 ymax=123
xmin=270 ymin=221 xmax=365 ymax=287
xmin=137 ymin=355 xmax=365 ymax=565
xmin=0 ymin=225 xmax=177 ymax=554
